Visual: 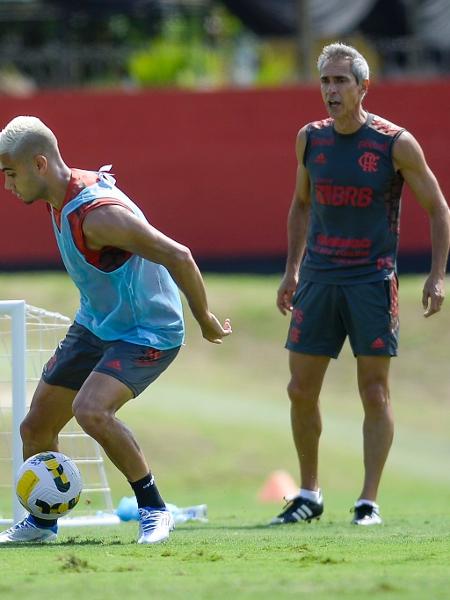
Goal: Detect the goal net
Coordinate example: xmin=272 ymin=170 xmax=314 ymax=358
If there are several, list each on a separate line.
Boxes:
xmin=0 ymin=300 xmax=119 ymax=526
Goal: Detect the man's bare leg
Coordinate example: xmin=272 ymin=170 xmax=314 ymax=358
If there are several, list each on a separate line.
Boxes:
xmin=20 ymin=379 xmax=77 ymax=459
xmin=72 ymin=371 xmax=149 ymax=481
xmin=288 ymin=352 xmax=330 ymax=491
xmin=356 ymin=355 xmax=393 ymax=502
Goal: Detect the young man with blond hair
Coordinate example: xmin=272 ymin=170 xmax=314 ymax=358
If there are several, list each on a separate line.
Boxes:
xmin=0 ymin=115 xmax=232 ymax=544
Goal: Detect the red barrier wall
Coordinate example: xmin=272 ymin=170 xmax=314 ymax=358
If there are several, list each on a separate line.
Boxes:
xmin=0 ymin=82 xmax=449 ymax=269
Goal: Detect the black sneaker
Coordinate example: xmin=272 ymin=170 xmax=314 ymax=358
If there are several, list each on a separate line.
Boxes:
xmin=351 ymin=502 xmax=382 ymax=526
xmin=270 ymin=492 xmax=323 ymax=525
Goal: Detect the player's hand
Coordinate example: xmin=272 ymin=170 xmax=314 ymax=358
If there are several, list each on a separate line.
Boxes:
xmin=422 ymin=275 xmax=445 ymax=317
xmin=276 ymin=273 xmax=298 ymax=315
xmin=199 ymin=313 xmax=232 ymax=343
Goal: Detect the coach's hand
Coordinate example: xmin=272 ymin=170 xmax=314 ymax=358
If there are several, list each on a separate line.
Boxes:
xmin=422 ymin=274 xmax=445 ymax=317
xmin=277 ymin=273 xmax=298 ymax=315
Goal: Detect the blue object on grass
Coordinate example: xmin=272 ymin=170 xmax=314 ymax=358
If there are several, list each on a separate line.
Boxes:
xmin=116 ymin=496 xmax=208 ymax=523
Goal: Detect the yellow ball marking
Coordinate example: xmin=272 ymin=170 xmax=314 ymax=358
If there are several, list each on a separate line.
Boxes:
xmin=16 ymin=470 xmax=39 ymax=504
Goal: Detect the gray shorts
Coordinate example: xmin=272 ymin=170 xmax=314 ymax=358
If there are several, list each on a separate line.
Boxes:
xmin=286 ymin=275 xmax=399 ymax=358
xmin=42 ymin=322 xmax=180 ymax=397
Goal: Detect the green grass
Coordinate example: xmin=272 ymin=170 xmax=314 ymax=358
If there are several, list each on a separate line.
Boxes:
xmin=0 ymin=272 xmax=449 ymax=600
xmin=0 ymin=522 xmax=449 ymax=600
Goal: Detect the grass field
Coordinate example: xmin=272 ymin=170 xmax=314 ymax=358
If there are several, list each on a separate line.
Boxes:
xmin=0 ymin=272 xmax=449 ymax=600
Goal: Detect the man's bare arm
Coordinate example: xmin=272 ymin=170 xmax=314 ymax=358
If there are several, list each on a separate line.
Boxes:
xmin=83 ymin=206 xmax=232 ymax=342
xmin=277 ymin=126 xmax=311 ymax=315
xmin=393 ymin=131 xmax=450 ymax=317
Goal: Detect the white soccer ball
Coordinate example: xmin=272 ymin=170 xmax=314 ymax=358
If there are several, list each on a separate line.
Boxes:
xmin=15 ymin=451 xmax=83 ymax=520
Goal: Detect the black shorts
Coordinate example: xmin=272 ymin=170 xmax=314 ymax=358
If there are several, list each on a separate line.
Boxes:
xmin=42 ymin=322 xmax=180 ymax=397
xmin=286 ymin=275 xmax=399 ymax=358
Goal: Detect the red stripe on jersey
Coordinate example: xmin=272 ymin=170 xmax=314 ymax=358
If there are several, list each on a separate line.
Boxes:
xmin=68 ymin=199 xmax=133 ymax=272
xmin=53 ymin=169 xmax=133 ymax=272
xmin=52 ymin=169 xmax=98 ymax=231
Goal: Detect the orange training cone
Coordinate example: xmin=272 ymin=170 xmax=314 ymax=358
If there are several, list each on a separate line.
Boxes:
xmin=257 ymin=470 xmax=298 ymax=503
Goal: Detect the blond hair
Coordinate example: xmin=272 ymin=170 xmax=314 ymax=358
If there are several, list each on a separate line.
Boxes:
xmin=0 ymin=116 xmax=59 ymax=159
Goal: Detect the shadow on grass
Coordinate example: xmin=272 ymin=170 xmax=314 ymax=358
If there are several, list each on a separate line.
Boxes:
xmin=0 ymin=539 xmax=124 ymax=547
xmin=0 ymin=521 xmax=338 ymax=547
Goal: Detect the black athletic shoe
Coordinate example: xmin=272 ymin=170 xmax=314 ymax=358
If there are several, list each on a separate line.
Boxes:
xmin=351 ymin=502 xmax=382 ymax=526
xmin=270 ymin=492 xmax=323 ymax=525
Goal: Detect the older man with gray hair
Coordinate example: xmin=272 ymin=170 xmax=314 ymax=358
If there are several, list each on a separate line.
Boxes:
xmin=272 ymin=42 xmax=449 ymax=526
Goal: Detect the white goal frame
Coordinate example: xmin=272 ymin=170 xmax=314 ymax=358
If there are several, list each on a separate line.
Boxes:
xmin=0 ymin=300 xmax=119 ymax=526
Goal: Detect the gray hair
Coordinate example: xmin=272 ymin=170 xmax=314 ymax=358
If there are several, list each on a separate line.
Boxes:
xmin=317 ymin=42 xmax=370 ymax=83
xmin=0 ymin=116 xmax=58 ymax=159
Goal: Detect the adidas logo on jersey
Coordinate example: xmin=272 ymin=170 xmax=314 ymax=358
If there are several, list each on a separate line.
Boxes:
xmin=314 ymin=153 xmax=327 ymax=165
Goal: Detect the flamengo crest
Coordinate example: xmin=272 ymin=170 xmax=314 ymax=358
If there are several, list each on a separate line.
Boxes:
xmin=358 ymin=152 xmax=380 ymax=173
